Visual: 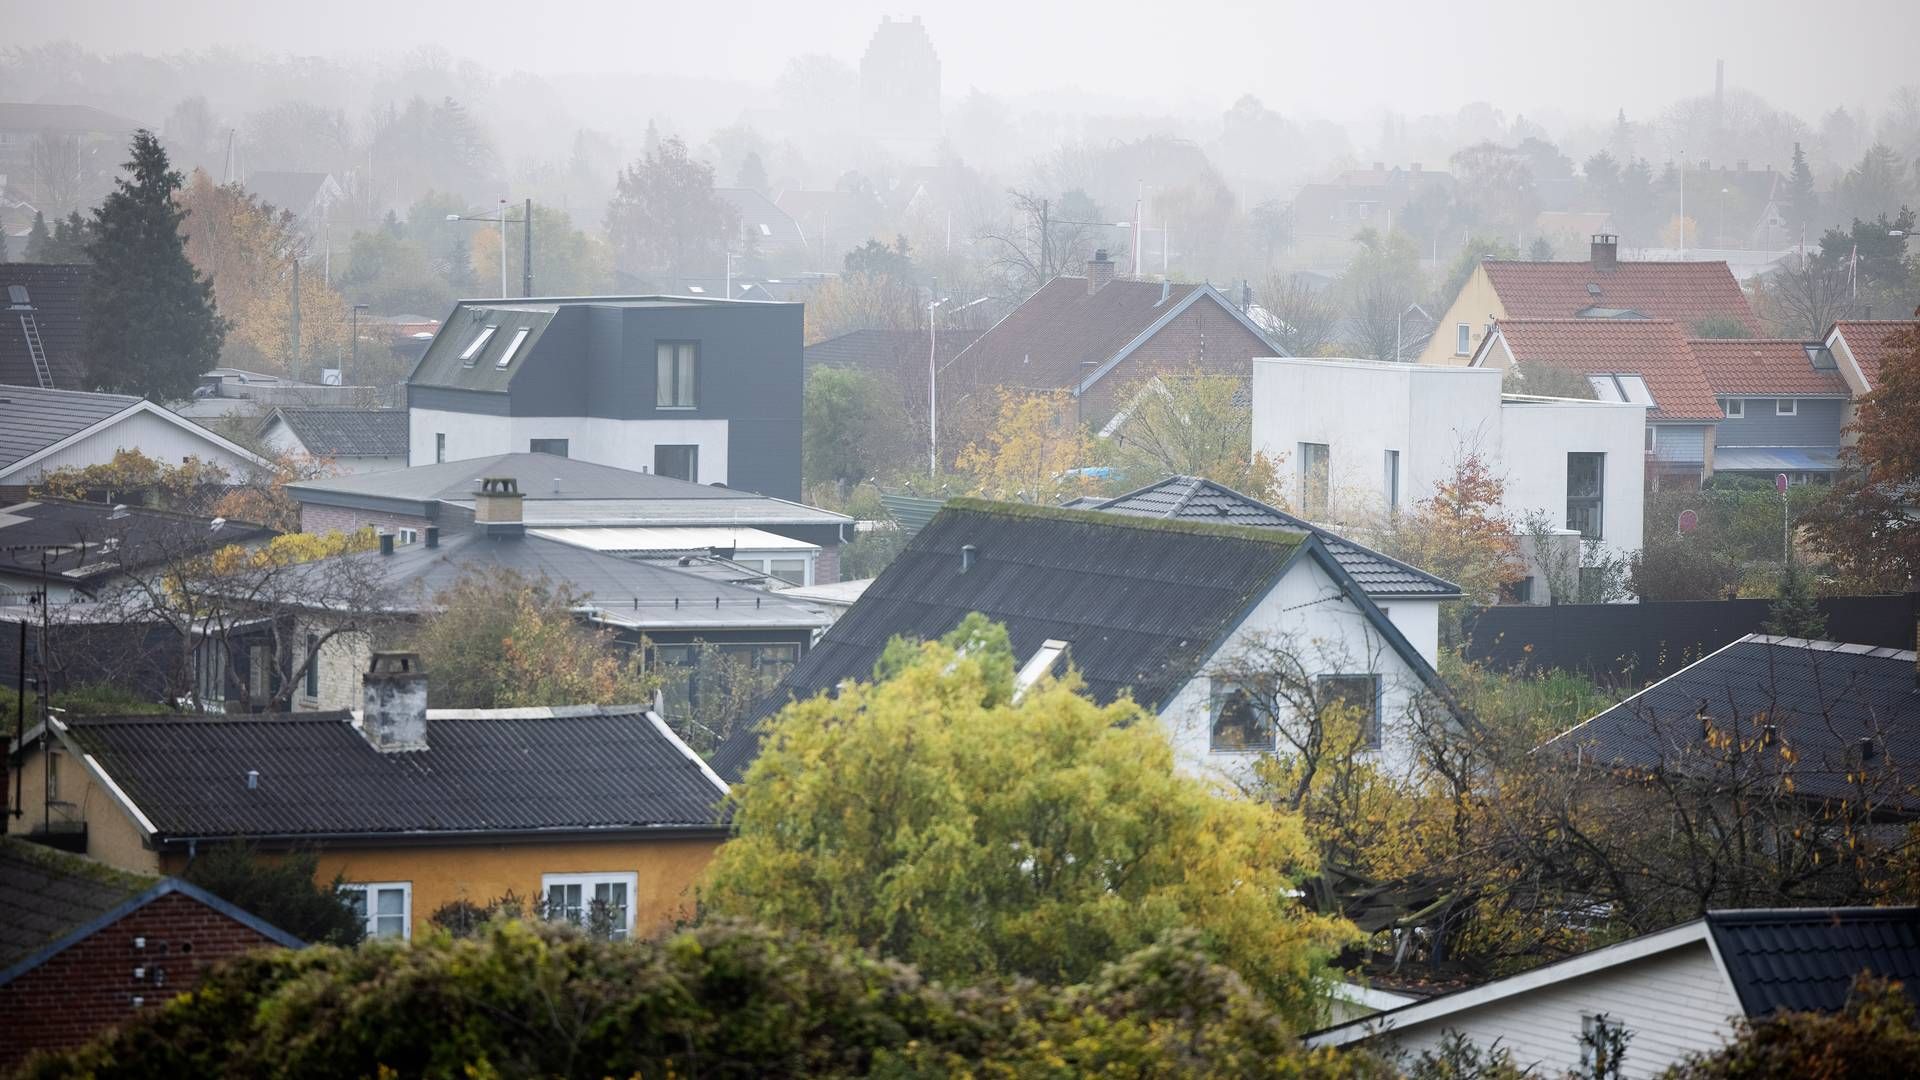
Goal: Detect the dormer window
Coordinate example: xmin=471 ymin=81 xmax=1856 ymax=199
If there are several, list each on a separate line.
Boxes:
xmin=493 ymin=326 xmax=531 ymax=369
xmin=459 ymin=325 xmax=498 ymax=366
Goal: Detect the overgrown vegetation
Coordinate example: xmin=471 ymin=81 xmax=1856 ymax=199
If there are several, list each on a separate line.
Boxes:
xmin=179 ymin=844 xmax=363 ymax=946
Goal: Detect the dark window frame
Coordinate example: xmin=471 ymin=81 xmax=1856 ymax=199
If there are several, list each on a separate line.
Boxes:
xmin=529 ymin=438 xmax=569 ymax=457
xmin=1566 ymin=451 xmax=1605 ymax=540
xmin=1209 ymin=683 xmax=1275 ymax=753
xmin=304 ymin=633 xmax=320 ymax=698
xmin=654 ymin=443 xmax=699 ymax=483
xmin=1316 ymin=672 xmax=1382 ymax=749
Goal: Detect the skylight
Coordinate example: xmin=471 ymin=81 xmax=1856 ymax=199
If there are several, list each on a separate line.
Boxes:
xmin=459 ymin=325 xmax=498 ymax=366
xmin=1585 ymin=373 xmax=1656 ymax=407
xmin=758 ymin=223 xmax=772 ymax=236
xmin=494 ymin=326 xmax=532 ymax=369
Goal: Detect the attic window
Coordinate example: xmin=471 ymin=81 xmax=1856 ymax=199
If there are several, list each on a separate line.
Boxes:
xmin=1012 ymin=639 xmax=1070 ymax=701
xmin=1805 ymin=344 xmax=1838 ymax=371
xmin=459 ymin=325 xmax=498 ymax=366
xmin=494 ymin=326 xmax=531 ymax=369
xmin=6 ymin=285 xmax=28 ymax=307
xmin=686 ymin=285 xmax=706 ymax=294
xmin=758 ymin=223 xmax=772 ymax=236
xmin=1585 ymin=373 xmax=1655 ymax=407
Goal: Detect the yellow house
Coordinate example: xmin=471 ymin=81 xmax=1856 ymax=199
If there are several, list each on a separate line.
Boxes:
xmin=9 ymin=655 xmax=729 ymax=941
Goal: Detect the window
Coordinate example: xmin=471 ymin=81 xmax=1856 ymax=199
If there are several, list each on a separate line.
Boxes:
xmin=654 ymin=444 xmax=698 ymax=483
xmin=1299 ymin=442 xmax=1331 ymax=520
xmin=396 ymin=528 xmax=419 ymax=546
xmin=194 ymin=638 xmax=226 ymax=705
xmin=458 ymin=325 xmax=497 ymax=366
xmin=304 ymin=634 xmax=320 ymax=698
xmin=343 ymin=882 xmax=412 ymax=940
xmin=1775 ymin=398 xmax=1797 ymax=416
xmin=656 ymin=342 xmax=698 ymax=407
xmin=529 ymin=438 xmax=569 ymax=457
xmin=651 ymin=642 xmax=800 ymax=720
xmin=1566 ymin=452 xmax=1605 ymax=540
xmin=493 ymin=326 xmax=532 ymax=369
xmin=1455 ymin=323 xmax=1471 ymax=355
xmin=1645 ymin=424 xmax=1657 ymax=452
xmin=435 ymin=433 xmax=446 ymax=463
xmin=1317 ymin=673 xmax=1382 ymax=748
xmin=767 ymin=558 xmax=807 ymax=587
xmin=1722 ymin=397 xmax=1744 ymax=418
xmin=542 ymin=872 xmax=637 ymax=940
xmin=1210 ymin=685 xmax=1273 ymax=753
xmin=1384 ymin=449 xmax=1401 ymax=509
xmin=248 ymin=644 xmax=270 ymax=704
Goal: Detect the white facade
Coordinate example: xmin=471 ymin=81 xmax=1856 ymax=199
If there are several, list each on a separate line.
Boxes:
xmin=1251 ymin=358 xmax=1646 ymax=572
xmin=0 ymin=406 xmax=266 ymax=488
xmin=409 ymin=409 xmax=730 ymax=485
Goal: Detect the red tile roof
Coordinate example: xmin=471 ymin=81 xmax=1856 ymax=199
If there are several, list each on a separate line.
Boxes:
xmin=1492 ymin=318 xmax=1723 ymax=421
xmin=1483 ymin=259 xmax=1761 ymax=332
xmin=1689 ymin=339 xmax=1849 ymax=397
xmin=1829 ymin=320 xmax=1918 ymax=391
xmin=953 ymin=276 xmax=1206 ymax=390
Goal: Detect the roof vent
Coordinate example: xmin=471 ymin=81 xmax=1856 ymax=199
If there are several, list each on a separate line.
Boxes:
xmin=246 ymin=769 xmax=259 ymax=790
xmin=1586 ymin=282 xmax=1602 ymax=297
xmin=960 ymin=544 xmax=978 ymax=573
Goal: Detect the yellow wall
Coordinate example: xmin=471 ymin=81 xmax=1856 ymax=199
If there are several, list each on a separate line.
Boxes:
xmin=12 ymin=741 xmax=161 ymax=874
xmin=1418 ymin=265 xmax=1506 ymax=366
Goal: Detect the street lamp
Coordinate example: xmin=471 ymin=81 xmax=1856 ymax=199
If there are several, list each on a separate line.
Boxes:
xmin=349 ymin=304 xmax=369 ymax=379
xmin=928 ymin=296 xmax=950 ymax=477
xmin=446 ymin=198 xmax=534 ymax=298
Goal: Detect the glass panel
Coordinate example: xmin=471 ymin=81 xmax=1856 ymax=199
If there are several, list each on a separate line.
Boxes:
xmin=494 ymin=326 xmax=531 ymax=368
xmin=1566 ymin=452 xmax=1604 ymax=539
xmin=1210 ymin=688 xmax=1272 ymax=752
xmin=1299 ymin=443 xmax=1330 ymax=519
xmin=345 ymin=886 xmax=367 ymax=923
xmin=548 ymin=883 xmax=583 ymax=924
xmin=374 ymin=887 xmax=407 ymax=938
xmin=656 ymin=344 xmax=675 ymax=406
xmin=594 ymin=881 xmax=630 ymax=940
xmin=459 ymin=325 xmax=497 ymax=363
xmin=676 ymin=346 xmax=697 ymax=407
xmin=1318 ymin=675 xmax=1380 ymax=747
xmin=768 ymin=559 xmax=807 ymax=586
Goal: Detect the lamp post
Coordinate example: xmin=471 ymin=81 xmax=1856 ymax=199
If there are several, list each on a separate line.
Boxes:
xmin=928 ymin=296 xmax=950 ymax=477
xmin=445 ymin=200 xmax=532 ymax=298
xmin=349 ymin=303 xmax=369 ymax=379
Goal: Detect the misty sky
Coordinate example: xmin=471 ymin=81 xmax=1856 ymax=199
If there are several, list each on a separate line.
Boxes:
xmin=11 ymin=0 xmax=1914 ymax=125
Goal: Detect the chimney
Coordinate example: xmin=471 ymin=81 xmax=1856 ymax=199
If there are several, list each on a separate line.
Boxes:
xmin=362 ymin=651 xmax=428 ymax=752
xmin=1085 ymin=249 xmax=1115 ymax=295
xmin=474 ymin=477 xmax=525 ymax=536
xmin=1590 ymin=234 xmax=1619 ymax=271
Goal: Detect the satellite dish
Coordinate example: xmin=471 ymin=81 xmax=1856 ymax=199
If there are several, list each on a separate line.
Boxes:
xmin=1678 ymin=509 xmax=1698 ymax=534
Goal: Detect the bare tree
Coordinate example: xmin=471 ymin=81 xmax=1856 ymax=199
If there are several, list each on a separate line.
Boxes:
xmin=28 ymin=131 xmax=84 ymax=213
xmin=1256 ymin=273 xmax=1337 ymax=356
xmin=1756 ymin=252 xmax=1856 ymax=338
xmin=978 ymin=189 xmax=1103 ymax=301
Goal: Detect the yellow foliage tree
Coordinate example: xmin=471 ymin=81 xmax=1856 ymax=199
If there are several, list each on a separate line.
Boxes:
xmin=956 ymin=388 xmax=1099 ymax=504
xmin=1106 ymin=369 xmax=1286 ymax=502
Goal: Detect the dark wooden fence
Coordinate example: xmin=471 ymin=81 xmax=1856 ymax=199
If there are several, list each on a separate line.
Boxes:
xmin=1461 ymin=593 xmax=1918 ymax=686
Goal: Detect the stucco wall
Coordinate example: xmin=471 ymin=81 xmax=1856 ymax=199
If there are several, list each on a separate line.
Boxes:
xmin=1418 ymin=265 xmax=1504 ymax=367
xmin=409 ymin=408 xmax=732 ymax=487
xmin=15 ymin=741 xmax=162 ymax=875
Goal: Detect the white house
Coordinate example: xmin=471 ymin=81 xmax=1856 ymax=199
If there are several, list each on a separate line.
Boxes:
xmin=1251 ymin=357 xmax=1645 ymax=600
xmin=256 ymin=407 xmax=408 ymax=475
xmin=0 ymin=387 xmax=269 ymax=492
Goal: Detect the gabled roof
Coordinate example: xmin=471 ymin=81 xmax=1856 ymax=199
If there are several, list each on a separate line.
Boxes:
xmin=1 ymin=263 xmax=90 ymax=389
xmin=1539 ymin=635 xmax=1920 ymax=805
xmin=1483 ymin=318 xmax=1723 ymax=421
xmin=258 ymin=407 xmax=408 ymax=457
xmin=53 ymin=706 xmax=730 ymax=843
xmin=714 ymin=187 xmax=806 ymax=246
xmin=0 ymin=387 xmax=270 ymax=481
xmin=804 ymin=327 xmax=984 ymax=374
xmin=0 ymin=498 xmax=276 ymax=585
xmin=1827 ymin=320 xmax=1916 ymax=393
xmin=244 ymin=171 xmax=337 ymax=216
xmin=951 ymin=277 xmax=1285 ymax=393
xmin=0 ymin=102 xmax=142 ymax=134
xmin=0 ymin=836 xmax=155 ymax=971
xmin=1085 ymin=476 xmax=1462 ymax=598
xmin=1482 ymin=258 xmax=1760 ymax=332
xmin=1690 ymin=339 xmax=1850 ymax=397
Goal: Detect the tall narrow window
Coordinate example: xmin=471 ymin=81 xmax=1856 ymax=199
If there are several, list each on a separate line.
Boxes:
xmin=304 ymin=633 xmax=321 ymax=698
xmin=1384 ymin=449 xmax=1401 ymax=510
xmin=435 ymin=433 xmax=446 ymax=463
xmin=654 ymin=444 xmax=698 ymax=483
xmin=1299 ymin=442 xmax=1331 ymax=519
xmin=1455 ymin=323 xmax=1471 ymax=355
xmin=656 ymin=342 xmax=698 ymax=407
xmin=1566 ymin=452 xmax=1605 ymax=539
xmin=493 ymin=326 xmax=531 ymax=369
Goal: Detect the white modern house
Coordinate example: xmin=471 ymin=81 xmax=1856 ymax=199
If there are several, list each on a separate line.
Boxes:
xmin=1251 ymin=358 xmax=1645 ymax=600
xmin=0 ymin=387 xmax=270 ymax=493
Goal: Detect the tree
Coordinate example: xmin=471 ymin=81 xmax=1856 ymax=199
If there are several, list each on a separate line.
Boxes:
xmin=956 ymin=389 xmax=1098 ymax=504
xmin=1818 ymin=210 xmax=1917 ymax=319
xmin=803 ymin=366 xmax=900 ymax=492
xmin=1802 ymin=322 xmax=1920 ymax=589
xmin=1448 ymin=142 xmax=1539 ymax=240
xmin=23 ymin=210 xmax=51 ymax=260
xmin=25 ymin=209 xmax=88 ymax=263
xmin=1502 ymin=362 xmax=1597 ymax=399
xmin=1337 ymin=227 xmax=1425 ymax=361
xmin=735 ymin=149 xmax=768 ymax=193
xmin=843 ymin=235 xmax=915 ymax=279
xmin=1834 ymin=144 xmax=1912 ymax=224
xmin=1756 ymin=251 xmax=1856 ymax=338
xmin=801 ymin=267 xmax=921 ymax=343
xmin=1692 ymin=315 xmax=1752 ymax=338
xmin=1373 ymin=451 xmax=1523 ymax=637
xmin=1764 ymin=559 xmax=1828 ymax=638
xmin=1434 ymin=235 xmax=1517 ymax=317
xmin=27 ymin=131 xmax=84 ymax=212
xmin=181 ymin=843 xmax=363 ymax=946
xmin=1258 ymin=272 xmax=1338 ymax=356
xmin=703 ymin=617 xmax=1354 ymax=1025
xmin=979 ymin=188 xmax=1105 ymax=300
xmin=366 ymin=96 xmax=499 ymax=207
xmin=1105 ymin=370 xmax=1285 ymax=501
xmin=604 ymin=135 xmax=736 ymax=275
xmin=84 ymin=131 xmax=225 ymax=399
xmin=1785 ymin=142 xmax=1817 ymax=240
xmin=468 ymin=203 xmax=613 ymax=298
xmin=1666 ymin=976 xmax=1920 ymax=1079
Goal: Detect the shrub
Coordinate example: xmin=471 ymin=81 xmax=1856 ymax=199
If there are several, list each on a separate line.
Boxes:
xmin=1664 ymin=975 xmax=1920 ymax=1079
xmin=180 ymin=844 xmax=363 ymax=946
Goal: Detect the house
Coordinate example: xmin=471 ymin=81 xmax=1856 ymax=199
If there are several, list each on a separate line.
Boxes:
xmin=1418 ymin=236 xmax=1761 ymax=367
xmin=0 ymin=103 xmax=140 ymax=208
xmin=0 ymin=837 xmax=303 ymax=1069
xmin=1691 ymin=339 xmax=1852 ymax=481
xmin=406 ymin=295 xmax=803 ymax=500
xmin=1290 ymin=162 xmax=1455 ymax=242
xmin=714 ymin=187 xmax=808 ymax=268
xmin=0 ymin=498 xmax=275 ymax=604
xmin=243 ymin=171 xmax=343 ymax=241
xmin=1825 ymin=319 xmax=1916 ymax=438
xmin=9 ymin=655 xmax=731 ymax=945
xmin=804 ymin=327 xmax=985 ymax=378
xmin=1471 ymin=319 xmax=1724 ymax=490
xmin=0 ymin=387 xmax=270 ymax=500
xmin=256 ymin=407 xmax=408 ymax=474
xmin=1308 ymin=906 xmax=1920 ymax=1077
xmin=1251 ymin=357 xmax=1646 ymax=597
xmin=286 ymin=452 xmax=851 ymax=582
xmin=710 ymin=499 xmax=1456 ymax=785
xmin=948 ymin=251 xmax=1286 ymax=426
xmin=2 ymin=263 xmax=90 ymax=390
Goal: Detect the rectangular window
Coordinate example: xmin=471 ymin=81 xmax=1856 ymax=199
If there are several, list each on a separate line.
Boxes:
xmin=435 ymin=433 xmax=446 ymax=463
xmin=1775 ymin=398 xmax=1797 ymax=416
xmin=1455 ymin=323 xmax=1471 ymax=355
xmin=396 ymin=528 xmax=419 ymax=546
xmin=1722 ymin=398 xmax=1744 ymax=419
xmin=1566 ymin=452 xmax=1605 ymax=540
xmin=1317 ymin=673 xmax=1382 ymax=749
xmin=304 ymin=633 xmax=320 ymax=699
xmin=493 ymin=326 xmax=531 ymax=369
xmin=542 ymin=872 xmax=637 ymax=941
xmin=1384 ymin=449 xmax=1401 ymax=509
xmin=1645 ymin=425 xmax=1657 ymax=452
xmin=1210 ymin=684 xmax=1274 ymax=753
xmin=656 ymin=342 xmax=698 ymax=408
xmin=654 ymin=444 xmax=699 ymax=483
xmin=194 ymin=638 xmax=226 ymax=706
xmin=343 ymin=882 xmax=412 ymax=940
xmin=248 ymin=644 xmax=270 ymax=704
xmin=458 ymin=325 xmax=497 ymax=366
xmin=1299 ymin=442 xmax=1331 ymax=520
xmin=529 ymin=438 xmax=569 ymax=457
xmin=767 ymin=558 xmax=808 ymax=587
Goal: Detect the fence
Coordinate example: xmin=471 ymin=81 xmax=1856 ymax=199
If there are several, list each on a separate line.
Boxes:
xmin=1460 ymin=593 xmax=1918 ymax=687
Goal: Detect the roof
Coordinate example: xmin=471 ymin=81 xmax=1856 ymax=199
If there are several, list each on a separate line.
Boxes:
xmin=1482 ymin=258 xmax=1761 ymax=332
xmin=1713 ymin=446 xmax=1842 ymax=472
xmin=0 ymin=102 xmax=142 ymax=134
xmin=259 ymin=407 xmax=408 ymax=458
xmin=1540 ymin=635 xmax=1920 ymax=805
xmin=714 ymin=187 xmax=805 ymax=246
xmin=0 ymin=386 xmax=142 ymax=472
xmin=0 ymin=836 xmax=155 ymax=970
xmin=1085 ymin=476 xmax=1461 ymax=598
xmin=0 ymin=499 xmax=276 ymax=585
xmin=709 ymin=499 xmax=1310 ymax=779
xmin=1709 ymin=907 xmax=1920 ymax=1015
xmin=1691 ymin=339 xmax=1851 ymax=397
xmin=1 ymin=263 xmax=90 ymax=389
xmin=951 ymin=277 xmax=1284 ymax=393
xmin=1487 ymin=319 xmax=1724 ymax=421
xmin=54 ymin=706 xmax=730 ymax=841
xmin=804 ymin=327 xmax=984 ymax=374
xmin=1829 ymin=320 xmax=1917 ymax=392
xmin=244 ymin=171 xmax=336 ymax=215
xmin=530 ymin=525 xmax=818 ymax=554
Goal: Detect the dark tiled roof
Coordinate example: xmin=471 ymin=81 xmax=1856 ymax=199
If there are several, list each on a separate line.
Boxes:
xmin=1540 ymin=636 xmax=1920 ymax=804
xmin=1691 ymin=339 xmax=1851 ymax=397
xmin=1493 ymin=319 xmax=1724 ymax=421
xmin=260 ymin=407 xmax=408 ymax=457
xmin=0 ymin=837 xmax=154 ymax=970
xmin=1484 ymin=258 xmax=1761 ymax=332
xmin=804 ymin=327 xmax=983 ymax=374
xmin=709 ymin=499 xmax=1308 ymax=779
xmin=0 ymin=386 xmax=141 ymax=473
xmin=955 ymin=277 xmax=1213 ymax=391
xmin=714 ymin=188 xmax=806 ymax=247
xmin=0 ymin=499 xmax=275 ymax=583
xmin=60 ymin=707 xmax=729 ymax=840
xmin=1708 ymin=907 xmax=1920 ymax=1016
xmin=244 ymin=171 xmax=333 ymax=215
xmin=1830 ymin=320 xmax=1917 ymax=391
xmin=1087 ymin=476 xmax=1461 ymax=598
xmin=0 ymin=263 xmax=91 ymax=389
xmin=0 ymin=103 xmax=142 ymax=134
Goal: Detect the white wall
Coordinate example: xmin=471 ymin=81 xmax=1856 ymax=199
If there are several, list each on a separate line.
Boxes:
xmin=1380 ymin=598 xmax=1440 ymax=669
xmin=1499 ymin=400 xmax=1645 ymax=565
xmin=0 ymin=409 xmax=260 ymax=486
xmin=260 ymin=419 xmax=405 ymax=476
xmin=409 ymin=409 xmax=730 ymax=483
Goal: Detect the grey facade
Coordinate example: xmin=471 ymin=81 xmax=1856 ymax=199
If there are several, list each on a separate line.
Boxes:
xmin=1713 ymin=397 xmax=1847 ymax=450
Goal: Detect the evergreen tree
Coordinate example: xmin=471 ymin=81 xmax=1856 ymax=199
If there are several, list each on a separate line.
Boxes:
xmin=736 ymin=150 xmax=769 ymax=193
xmin=0 ymin=217 xmax=8 ymax=262
xmin=1764 ymin=559 xmax=1828 ymax=639
xmin=23 ymin=210 xmax=50 ymax=260
xmin=83 ymin=130 xmax=225 ymax=399
xmin=1786 ymin=142 xmax=1817 ymax=241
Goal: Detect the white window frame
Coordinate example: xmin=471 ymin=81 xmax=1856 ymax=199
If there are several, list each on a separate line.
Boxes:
xmin=1384 ymin=449 xmax=1401 ymax=509
xmin=1722 ymin=397 xmax=1744 ymax=418
xmin=541 ymin=871 xmax=638 ymax=940
xmin=343 ymin=881 xmax=413 ymax=940
xmin=1454 ymin=323 xmax=1471 ymax=355
xmin=1775 ymin=398 xmax=1797 ymax=416
xmin=395 ymin=528 xmax=419 ymax=545
xmin=493 ymin=326 xmax=532 ymax=369
xmin=458 ymin=325 xmax=498 ymax=366
xmin=1645 ymin=424 xmax=1657 ymax=452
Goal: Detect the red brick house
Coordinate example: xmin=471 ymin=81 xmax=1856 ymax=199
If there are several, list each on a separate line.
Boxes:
xmin=0 ymin=837 xmax=303 ymax=1068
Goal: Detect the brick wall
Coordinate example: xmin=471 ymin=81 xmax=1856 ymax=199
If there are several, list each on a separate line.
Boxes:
xmin=815 ymin=544 xmax=840 ymax=585
xmin=299 ymin=503 xmax=431 ymax=538
xmin=1088 ymin=298 xmax=1275 ymax=418
xmin=0 ymin=890 xmax=292 ymax=1068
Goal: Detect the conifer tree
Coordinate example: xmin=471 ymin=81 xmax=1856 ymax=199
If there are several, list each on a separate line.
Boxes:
xmin=1786 ymin=142 xmax=1817 ymax=241
xmin=23 ymin=210 xmax=50 ymax=260
xmin=1764 ymin=559 xmax=1828 ymax=639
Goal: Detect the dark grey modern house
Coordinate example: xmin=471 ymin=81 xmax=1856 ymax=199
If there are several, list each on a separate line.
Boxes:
xmin=406 ymin=296 xmax=803 ymax=500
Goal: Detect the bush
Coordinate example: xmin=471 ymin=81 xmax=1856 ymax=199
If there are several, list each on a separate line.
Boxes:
xmin=1665 ymin=975 xmax=1920 ymax=1079
xmin=180 ymin=844 xmax=363 ymax=946
xmin=17 ymin=919 xmax=1392 ymax=1079
xmin=0 ymin=682 xmax=176 ymax=720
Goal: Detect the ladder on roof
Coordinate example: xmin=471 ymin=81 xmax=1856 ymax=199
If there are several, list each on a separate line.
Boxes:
xmin=18 ymin=312 xmax=52 ymax=389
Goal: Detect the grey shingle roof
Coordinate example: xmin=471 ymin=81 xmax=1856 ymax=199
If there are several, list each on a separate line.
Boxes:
xmin=60 ymin=706 xmax=729 ymax=840
xmin=260 ymin=407 xmax=408 ymax=457
xmin=1 ymin=263 xmax=90 ymax=390
xmin=1087 ymin=476 xmax=1462 ymax=598
xmin=0 ymin=498 xmax=276 ymax=584
xmin=0 ymin=386 xmax=141 ymax=473
xmin=1708 ymin=907 xmax=1920 ymax=1015
xmin=0 ymin=837 xmax=154 ymax=970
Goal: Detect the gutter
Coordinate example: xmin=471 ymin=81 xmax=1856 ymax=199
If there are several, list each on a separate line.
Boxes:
xmin=153 ymin=823 xmax=732 ymax=850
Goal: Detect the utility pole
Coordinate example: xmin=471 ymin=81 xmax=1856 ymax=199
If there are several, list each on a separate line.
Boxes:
xmin=1039 ymin=198 xmax=1050 ymax=281
xmin=290 ymin=258 xmax=301 ymax=381
xmin=523 ymin=198 xmax=534 ymax=297
xmin=497 ymin=199 xmax=508 ymax=298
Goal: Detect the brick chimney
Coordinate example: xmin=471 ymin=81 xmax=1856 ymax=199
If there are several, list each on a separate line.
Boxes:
xmin=1590 ymin=234 xmax=1619 ymax=271
xmin=362 ymin=651 xmax=427 ymax=752
xmin=473 ymin=477 xmax=524 ymax=536
xmin=1085 ymin=249 xmax=1115 ymax=295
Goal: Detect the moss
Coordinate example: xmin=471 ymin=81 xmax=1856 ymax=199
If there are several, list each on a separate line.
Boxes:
xmin=0 ymin=835 xmax=157 ymax=894
xmin=942 ymin=496 xmax=1308 ymax=550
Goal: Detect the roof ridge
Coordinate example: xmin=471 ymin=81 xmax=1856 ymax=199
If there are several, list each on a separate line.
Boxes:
xmin=942 ymin=497 xmax=1308 ymax=547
